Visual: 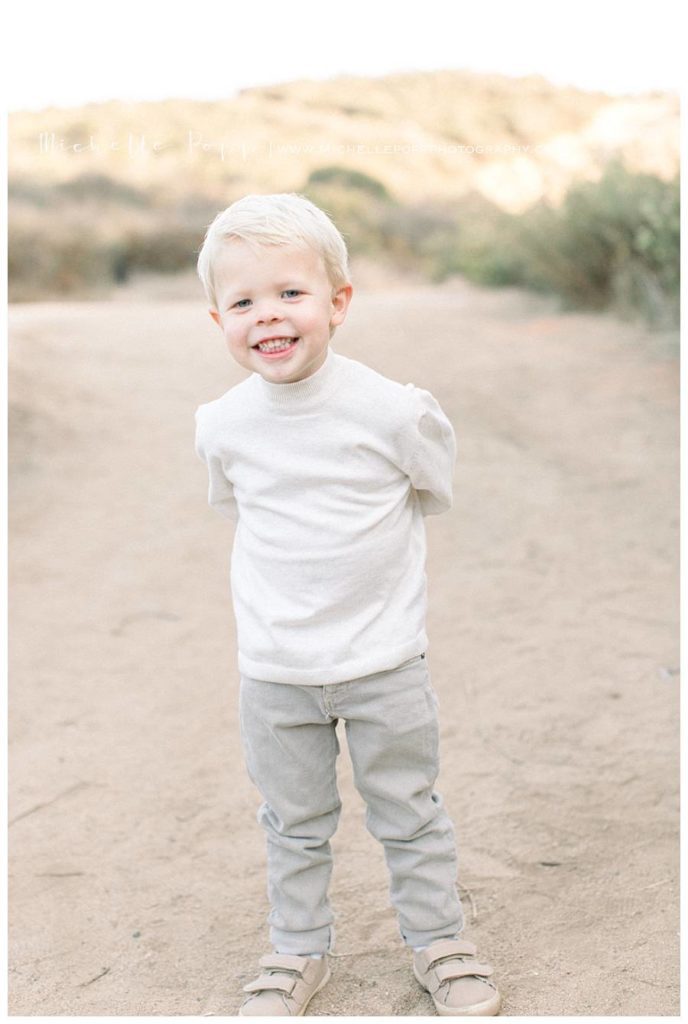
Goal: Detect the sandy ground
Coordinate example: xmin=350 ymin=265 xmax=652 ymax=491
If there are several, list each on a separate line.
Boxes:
xmin=8 ymin=276 xmax=680 ymax=1016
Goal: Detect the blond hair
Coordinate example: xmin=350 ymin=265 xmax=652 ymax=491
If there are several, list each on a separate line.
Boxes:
xmin=197 ymin=193 xmax=350 ymax=309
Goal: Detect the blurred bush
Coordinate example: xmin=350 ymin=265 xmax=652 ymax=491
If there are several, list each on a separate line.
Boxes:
xmin=53 ymin=172 xmax=149 ymax=206
xmin=306 ymin=165 xmax=391 ymax=201
xmin=8 ymin=172 xmax=220 ymax=299
xmin=9 ymin=161 xmax=679 ymax=326
xmin=303 ymin=160 xmax=679 ymax=326
xmin=504 ymin=160 xmax=680 ymax=325
xmin=303 ymin=172 xmax=513 ymax=283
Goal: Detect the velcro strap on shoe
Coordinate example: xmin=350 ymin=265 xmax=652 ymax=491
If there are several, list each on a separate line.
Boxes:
xmin=418 ymin=939 xmax=477 ymax=971
xmin=243 ymin=974 xmax=297 ymax=995
xmin=258 ymin=954 xmax=309 ymax=974
xmin=435 ymin=960 xmax=494 ymax=983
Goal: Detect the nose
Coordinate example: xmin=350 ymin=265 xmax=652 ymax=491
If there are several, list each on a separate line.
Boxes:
xmin=255 ymin=299 xmax=283 ymax=324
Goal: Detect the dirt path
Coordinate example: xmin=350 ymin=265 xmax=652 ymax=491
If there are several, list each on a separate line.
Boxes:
xmin=8 ymin=279 xmax=679 ymax=1015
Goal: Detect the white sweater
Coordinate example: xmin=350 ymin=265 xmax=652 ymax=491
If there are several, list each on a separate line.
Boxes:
xmin=194 ymin=345 xmax=456 ymax=685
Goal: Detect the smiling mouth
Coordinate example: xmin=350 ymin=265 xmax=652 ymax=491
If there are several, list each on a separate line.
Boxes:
xmin=253 ymin=337 xmax=300 ymax=354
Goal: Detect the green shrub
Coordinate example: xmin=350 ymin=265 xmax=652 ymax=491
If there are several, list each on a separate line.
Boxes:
xmin=306 ymin=165 xmax=391 ymax=201
xmin=54 ymin=173 xmax=149 ymax=206
xmin=509 ymin=160 xmax=679 ymax=323
xmin=8 ymin=222 xmax=116 ymax=298
xmin=118 ymin=227 xmax=201 ymax=275
xmin=8 ymin=157 xmax=679 ymax=328
xmin=301 ymin=180 xmax=393 ymax=257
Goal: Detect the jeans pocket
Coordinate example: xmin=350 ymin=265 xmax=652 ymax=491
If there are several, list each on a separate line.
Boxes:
xmin=397 ymin=652 xmax=426 ymax=670
xmin=415 ymin=659 xmax=439 ymax=710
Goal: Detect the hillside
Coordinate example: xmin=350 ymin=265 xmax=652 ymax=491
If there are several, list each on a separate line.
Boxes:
xmin=8 ymin=69 xmax=680 ymax=309
xmin=9 ymin=69 xmax=679 ymax=210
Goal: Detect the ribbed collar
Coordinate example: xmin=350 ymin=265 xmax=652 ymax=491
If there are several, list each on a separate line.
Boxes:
xmin=255 ymin=345 xmax=339 ymax=409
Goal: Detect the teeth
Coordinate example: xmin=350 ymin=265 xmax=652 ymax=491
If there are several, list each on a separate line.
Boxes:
xmin=256 ymin=337 xmax=297 ymax=352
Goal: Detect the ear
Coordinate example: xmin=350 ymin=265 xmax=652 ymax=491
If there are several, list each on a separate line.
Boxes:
xmin=209 ymin=309 xmax=222 ymax=327
xmin=330 ymin=283 xmax=353 ymax=327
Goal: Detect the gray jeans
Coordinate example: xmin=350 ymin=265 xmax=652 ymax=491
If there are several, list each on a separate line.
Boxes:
xmin=238 ymin=653 xmax=464 ymax=954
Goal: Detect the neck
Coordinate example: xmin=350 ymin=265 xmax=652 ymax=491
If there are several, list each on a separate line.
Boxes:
xmin=256 ymin=346 xmax=337 ymax=408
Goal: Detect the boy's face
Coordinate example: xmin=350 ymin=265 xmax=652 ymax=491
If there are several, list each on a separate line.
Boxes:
xmin=209 ymin=240 xmax=352 ymax=384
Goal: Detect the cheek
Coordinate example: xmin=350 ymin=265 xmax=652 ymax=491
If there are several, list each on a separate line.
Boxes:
xmin=299 ymin=304 xmax=333 ymax=332
xmin=223 ymin=324 xmax=246 ymax=346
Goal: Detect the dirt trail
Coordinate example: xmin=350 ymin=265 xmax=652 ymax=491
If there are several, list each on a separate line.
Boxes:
xmin=8 ymin=278 xmax=679 ymax=1015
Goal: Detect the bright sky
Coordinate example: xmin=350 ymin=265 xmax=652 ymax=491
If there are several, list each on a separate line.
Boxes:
xmin=5 ymin=0 xmax=682 ymax=110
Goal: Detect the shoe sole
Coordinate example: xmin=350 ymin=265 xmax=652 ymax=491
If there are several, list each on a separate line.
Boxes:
xmin=238 ymin=964 xmax=331 ymax=1017
xmin=413 ymin=964 xmax=502 ymax=1016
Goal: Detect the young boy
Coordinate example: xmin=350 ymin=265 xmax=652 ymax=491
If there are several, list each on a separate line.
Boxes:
xmin=194 ymin=193 xmax=501 ymax=1016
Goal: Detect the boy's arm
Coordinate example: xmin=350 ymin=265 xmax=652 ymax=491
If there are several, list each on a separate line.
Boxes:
xmin=194 ymin=406 xmax=238 ymax=521
xmin=403 ymin=387 xmax=457 ymax=516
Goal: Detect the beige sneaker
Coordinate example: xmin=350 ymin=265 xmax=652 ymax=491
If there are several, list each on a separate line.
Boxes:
xmin=239 ymin=953 xmax=330 ymax=1016
xmin=413 ymin=938 xmax=501 ymax=1016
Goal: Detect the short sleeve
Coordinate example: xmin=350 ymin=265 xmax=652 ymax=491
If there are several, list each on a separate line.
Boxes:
xmin=194 ymin=406 xmax=238 ymax=521
xmin=404 ymin=387 xmax=457 ymax=516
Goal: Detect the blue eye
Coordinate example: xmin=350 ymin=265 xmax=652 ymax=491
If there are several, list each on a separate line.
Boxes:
xmin=282 ymin=289 xmax=301 ymax=298
xmin=233 ymin=298 xmax=251 ymax=308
